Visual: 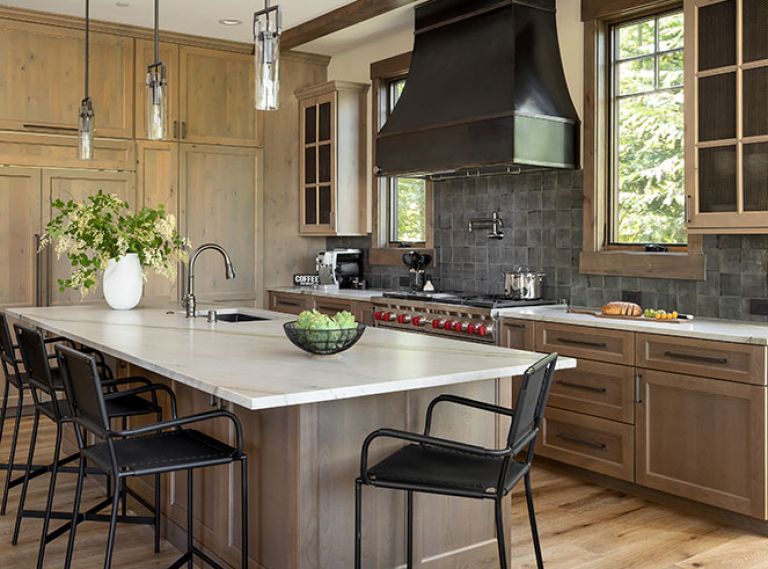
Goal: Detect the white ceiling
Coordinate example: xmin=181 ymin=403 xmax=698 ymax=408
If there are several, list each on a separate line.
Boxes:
xmin=0 ymin=0 xmax=416 ymax=54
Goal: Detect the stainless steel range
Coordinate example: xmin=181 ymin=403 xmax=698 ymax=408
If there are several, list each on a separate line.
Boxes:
xmin=372 ymin=292 xmax=556 ymax=345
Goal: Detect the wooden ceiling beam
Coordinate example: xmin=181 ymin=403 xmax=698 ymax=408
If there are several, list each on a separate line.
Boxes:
xmin=282 ymin=0 xmax=418 ymax=50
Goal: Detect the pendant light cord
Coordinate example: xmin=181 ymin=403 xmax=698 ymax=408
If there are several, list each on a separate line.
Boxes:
xmin=84 ymin=0 xmax=89 ymax=99
xmin=154 ymin=0 xmax=160 ymax=65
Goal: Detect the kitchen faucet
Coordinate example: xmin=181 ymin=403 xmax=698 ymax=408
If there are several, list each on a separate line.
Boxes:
xmin=184 ymin=243 xmax=236 ymax=318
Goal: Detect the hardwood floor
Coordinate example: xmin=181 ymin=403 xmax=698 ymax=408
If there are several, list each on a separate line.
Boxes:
xmin=1 ymin=416 xmax=768 ymax=568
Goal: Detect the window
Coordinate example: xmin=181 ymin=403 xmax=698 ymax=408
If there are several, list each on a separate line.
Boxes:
xmin=610 ymin=10 xmax=686 ymax=246
xmin=385 ymin=77 xmax=427 ymax=245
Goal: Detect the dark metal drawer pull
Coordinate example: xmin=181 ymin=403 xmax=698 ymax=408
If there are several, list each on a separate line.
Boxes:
xmin=23 ymin=123 xmax=79 ymax=132
xmin=555 ymin=380 xmax=607 ymax=394
xmin=663 ymin=351 xmax=728 ymax=365
xmin=505 ymin=323 xmax=526 ymax=329
xmin=556 ymin=337 xmax=608 ymax=349
xmin=556 ymin=432 xmax=607 ymax=450
xmin=278 ymin=300 xmax=301 ymax=307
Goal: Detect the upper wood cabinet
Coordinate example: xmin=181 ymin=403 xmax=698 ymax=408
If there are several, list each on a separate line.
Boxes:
xmin=0 ymin=20 xmax=133 ymax=139
xmin=0 ymin=167 xmax=42 ymax=310
xmin=687 ymin=0 xmax=768 ymax=233
xmin=135 ymin=40 xmax=180 ymax=141
xmin=178 ymin=47 xmax=260 ymax=147
xmin=179 ymin=144 xmax=259 ymax=301
xmin=296 ymin=81 xmax=369 ymax=236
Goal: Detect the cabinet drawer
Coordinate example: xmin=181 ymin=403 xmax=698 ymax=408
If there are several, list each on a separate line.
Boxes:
xmin=539 ymin=408 xmax=635 ymax=482
xmin=313 ymin=297 xmax=354 ymax=315
xmin=535 ymin=322 xmax=634 ymax=365
xmin=636 ymin=333 xmax=766 ymax=385
xmin=549 ymin=360 xmax=636 ymax=423
xmin=500 ymin=319 xmax=535 ymax=351
xmin=269 ymin=292 xmax=310 ymax=315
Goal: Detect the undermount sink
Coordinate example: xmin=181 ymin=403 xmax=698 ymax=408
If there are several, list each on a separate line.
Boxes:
xmin=216 ymin=313 xmax=269 ymax=323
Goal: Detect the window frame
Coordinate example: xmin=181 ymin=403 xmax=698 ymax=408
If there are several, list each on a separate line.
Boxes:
xmin=369 ymin=52 xmax=434 ymax=266
xmin=580 ymin=0 xmax=705 ymax=280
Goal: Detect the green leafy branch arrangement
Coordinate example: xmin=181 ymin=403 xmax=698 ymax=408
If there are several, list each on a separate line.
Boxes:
xmin=41 ymin=191 xmax=190 ymax=294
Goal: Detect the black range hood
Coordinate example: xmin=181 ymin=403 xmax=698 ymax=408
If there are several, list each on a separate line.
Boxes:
xmin=375 ymin=0 xmax=580 ymax=178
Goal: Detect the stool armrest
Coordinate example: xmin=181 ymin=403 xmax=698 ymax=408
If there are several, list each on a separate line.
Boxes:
xmin=113 ymin=410 xmax=243 ymax=453
xmin=424 ymin=394 xmax=514 ymax=436
xmin=103 ymin=382 xmax=177 ymax=419
xmin=359 ymin=428 xmax=511 ymax=482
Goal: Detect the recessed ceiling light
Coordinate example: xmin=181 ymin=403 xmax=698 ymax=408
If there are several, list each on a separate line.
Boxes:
xmin=116 ymin=2 xmax=130 ymax=7
xmin=218 ymin=18 xmax=243 ymax=26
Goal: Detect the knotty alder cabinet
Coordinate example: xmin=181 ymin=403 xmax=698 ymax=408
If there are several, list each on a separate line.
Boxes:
xmin=296 ymin=81 xmax=369 ymax=236
xmin=501 ymin=318 xmax=768 ymax=519
xmin=687 ymin=0 xmax=768 ymax=233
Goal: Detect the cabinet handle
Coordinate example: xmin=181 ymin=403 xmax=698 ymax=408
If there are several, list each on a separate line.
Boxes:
xmin=505 ymin=323 xmax=526 ymax=329
xmin=34 ymin=234 xmax=42 ymax=307
xmin=635 ymin=374 xmax=642 ymax=404
xmin=556 ymin=432 xmax=607 ymax=451
xmin=181 ymin=121 xmax=188 ymax=140
xmin=663 ymin=351 xmax=728 ymax=365
xmin=173 ymin=120 xmax=179 ymax=139
xmin=555 ymin=380 xmax=607 ymax=394
xmin=279 ymin=300 xmax=301 ymax=308
xmin=23 ymin=123 xmax=79 ymax=133
xmin=555 ymin=337 xmax=608 ymax=349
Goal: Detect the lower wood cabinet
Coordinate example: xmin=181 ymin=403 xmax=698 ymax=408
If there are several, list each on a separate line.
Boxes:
xmin=636 ymin=369 xmax=767 ymax=518
xmin=268 ymin=291 xmax=373 ymax=324
xmin=499 ymin=318 xmax=534 ymax=351
xmin=539 ymin=407 xmax=635 ymax=482
xmin=269 ymin=291 xmax=311 ymax=315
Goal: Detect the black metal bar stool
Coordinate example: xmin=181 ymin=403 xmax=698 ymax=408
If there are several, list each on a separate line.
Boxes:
xmin=355 ymin=352 xmax=558 ymax=569
xmin=56 ymin=344 xmax=249 ymax=569
xmin=13 ymin=323 xmax=171 ymax=569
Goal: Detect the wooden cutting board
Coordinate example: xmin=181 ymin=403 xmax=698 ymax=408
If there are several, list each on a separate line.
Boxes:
xmin=567 ymin=308 xmax=684 ymax=324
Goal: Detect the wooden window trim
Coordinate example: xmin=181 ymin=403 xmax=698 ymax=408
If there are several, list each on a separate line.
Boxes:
xmin=368 ymin=52 xmax=435 ymax=266
xmin=580 ymin=0 xmax=705 ymax=280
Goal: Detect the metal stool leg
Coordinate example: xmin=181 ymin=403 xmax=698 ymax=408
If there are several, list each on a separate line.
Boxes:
xmin=154 ymin=473 xmax=161 ymax=554
xmin=121 ymin=417 xmax=128 ymax=517
xmin=187 ymin=469 xmax=194 ymax=569
xmin=406 ymin=490 xmax=414 ymax=569
xmin=0 ymin=379 xmax=9 ymax=458
xmin=495 ymin=498 xmax=508 ymax=569
xmin=1 ymin=387 xmax=24 ymax=516
xmin=64 ymin=456 xmax=86 ymax=569
xmin=525 ymin=473 xmax=544 ymax=569
xmin=241 ymin=457 xmax=248 ymax=569
xmin=354 ymin=480 xmax=362 ymax=569
xmin=36 ymin=420 xmax=64 ymax=569
xmin=103 ymin=476 xmax=121 ymax=569
xmin=12 ymin=408 xmax=39 ymax=544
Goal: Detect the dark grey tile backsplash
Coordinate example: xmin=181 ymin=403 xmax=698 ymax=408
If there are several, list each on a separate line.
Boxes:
xmin=329 ymin=170 xmax=768 ymax=321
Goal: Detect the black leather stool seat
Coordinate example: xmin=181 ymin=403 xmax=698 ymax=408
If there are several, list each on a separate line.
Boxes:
xmin=39 ymin=393 xmax=157 ymax=422
xmin=82 ymin=430 xmax=239 ymax=476
xmin=368 ymin=444 xmax=529 ymax=496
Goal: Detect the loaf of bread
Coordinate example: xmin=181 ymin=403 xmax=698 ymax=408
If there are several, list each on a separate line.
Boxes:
xmin=601 ymin=301 xmax=642 ymax=317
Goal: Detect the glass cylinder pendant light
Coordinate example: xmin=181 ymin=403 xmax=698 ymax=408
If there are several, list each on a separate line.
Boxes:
xmin=79 ymin=0 xmax=94 ymax=160
xmin=146 ymin=0 xmax=168 ymax=139
xmin=253 ymin=0 xmax=282 ymax=111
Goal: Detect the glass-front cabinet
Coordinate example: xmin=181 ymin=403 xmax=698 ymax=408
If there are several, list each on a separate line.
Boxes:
xmin=688 ymin=0 xmax=768 ymax=232
xmin=296 ymin=80 xmax=369 ymax=236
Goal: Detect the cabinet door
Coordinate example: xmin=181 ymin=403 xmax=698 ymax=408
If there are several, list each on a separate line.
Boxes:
xmin=137 ymin=141 xmax=179 ymax=303
xmin=499 ymin=319 xmax=534 ymax=350
xmin=0 ymin=20 xmax=133 ymax=138
xmin=180 ymin=145 xmax=258 ymax=301
xmin=43 ymin=169 xmax=135 ymax=306
xmin=135 ymin=40 xmax=180 ymax=141
xmin=268 ymin=292 xmax=310 ymax=315
xmin=178 ymin=47 xmax=259 ymax=147
xmin=636 ymin=369 xmax=767 ymax=518
xmin=0 ymin=167 xmax=42 ymax=309
xmin=299 ymin=94 xmax=336 ymax=235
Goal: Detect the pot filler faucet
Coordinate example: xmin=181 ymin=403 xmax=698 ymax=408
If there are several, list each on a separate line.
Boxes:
xmin=468 ymin=211 xmax=504 ymax=240
xmin=184 ymin=243 xmax=236 ymax=318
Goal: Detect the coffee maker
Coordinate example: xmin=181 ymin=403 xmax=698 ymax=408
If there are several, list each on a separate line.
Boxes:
xmin=315 ymin=249 xmax=363 ymax=289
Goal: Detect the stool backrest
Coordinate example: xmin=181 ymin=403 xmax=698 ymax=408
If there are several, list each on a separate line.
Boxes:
xmin=14 ymin=323 xmax=57 ymax=396
xmin=507 ymin=352 xmax=558 ymax=457
xmin=0 ymin=312 xmax=17 ymax=370
xmin=55 ymin=344 xmax=111 ymax=436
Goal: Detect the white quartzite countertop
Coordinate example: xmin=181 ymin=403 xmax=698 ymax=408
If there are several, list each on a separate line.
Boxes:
xmin=267 ymin=286 xmax=388 ymax=302
xmin=498 ymin=304 xmax=768 ymax=346
xmin=8 ymin=304 xmax=574 ymax=411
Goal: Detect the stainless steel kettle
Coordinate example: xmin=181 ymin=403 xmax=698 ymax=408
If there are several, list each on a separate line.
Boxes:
xmin=501 ymin=267 xmax=546 ymax=300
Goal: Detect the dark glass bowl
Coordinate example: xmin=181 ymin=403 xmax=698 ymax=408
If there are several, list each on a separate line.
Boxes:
xmin=283 ymin=322 xmax=366 ymax=356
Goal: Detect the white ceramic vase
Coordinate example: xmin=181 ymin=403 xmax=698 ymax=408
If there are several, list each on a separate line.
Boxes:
xmin=103 ymin=253 xmax=143 ymax=310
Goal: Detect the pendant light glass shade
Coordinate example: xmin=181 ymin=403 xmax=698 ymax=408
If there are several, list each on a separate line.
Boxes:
xmin=146 ymin=63 xmax=168 ymax=140
xmin=254 ymin=0 xmax=281 ymax=111
xmin=78 ymin=97 xmax=95 ymax=160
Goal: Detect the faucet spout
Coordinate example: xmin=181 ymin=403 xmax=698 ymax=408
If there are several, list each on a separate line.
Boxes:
xmin=184 ymin=243 xmax=236 ymax=318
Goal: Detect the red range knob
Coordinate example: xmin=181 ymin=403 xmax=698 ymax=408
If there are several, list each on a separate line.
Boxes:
xmin=443 ymin=320 xmax=454 ymax=330
xmin=383 ymin=313 xmax=395 ymax=322
xmin=373 ymin=311 xmax=384 ymax=321
xmin=477 ymin=325 xmax=488 ymax=337
xmin=432 ymin=319 xmax=442 ymax=329
xmin=453 ymin=321 xmax=464 ymax=332
xmin=412 ymin=316 xmax=423 ymax=326
xmin=467 ymin=323 xmax=476 ymax=335
xmin=397 ymin=314 xmax=412 ymax=324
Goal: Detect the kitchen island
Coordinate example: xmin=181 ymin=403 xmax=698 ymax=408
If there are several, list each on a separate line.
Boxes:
xmin=8 ymin=304 xmax=574 ymax=569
